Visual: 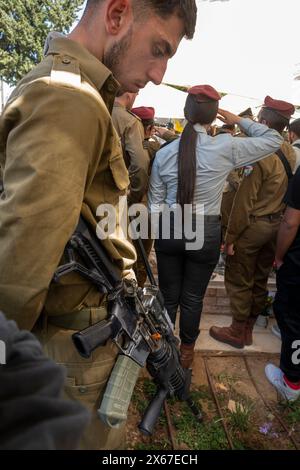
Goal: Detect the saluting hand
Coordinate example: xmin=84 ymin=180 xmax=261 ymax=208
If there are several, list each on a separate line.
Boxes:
xmin=217 ymin=109 xmax=242 ymax=126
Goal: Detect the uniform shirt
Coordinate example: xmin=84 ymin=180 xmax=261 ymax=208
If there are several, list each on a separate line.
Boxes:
xmin=112 ymin=103 xmax=150 ymax=205
xmin=0 ymin=312 xmax=89 ymax=449
xmin=284 ymin=166 xmax=300 ymax=269
xmin=293 ymin=139 xmax=300 ymax=171
xmin=223 ymin=168 xmax=244 ymax=193
xmin=0 ymin=36 xmax=136 ymax=330
xmin=148 ymin=118 xmax=283 ymax=215
xmin=225 ymin=141 xmax=296 ymax=244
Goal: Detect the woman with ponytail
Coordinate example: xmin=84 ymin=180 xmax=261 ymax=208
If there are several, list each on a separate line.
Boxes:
xmin=148 ymin=85 xmax=283 ymax=369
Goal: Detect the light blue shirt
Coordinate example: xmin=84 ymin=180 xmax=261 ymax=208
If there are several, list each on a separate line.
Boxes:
xmin=148 ymin=118 xmax=283 ymax=215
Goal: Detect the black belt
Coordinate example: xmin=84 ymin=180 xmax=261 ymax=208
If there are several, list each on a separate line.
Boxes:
xmin=250 ymin=213 xmax=282 ymax=221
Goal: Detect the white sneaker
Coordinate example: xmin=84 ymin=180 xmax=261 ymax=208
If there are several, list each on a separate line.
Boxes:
xmin=265 ymin=364 xmax=300 ymax=402
xmin=271 ymin=324 xmax=281 ymax=340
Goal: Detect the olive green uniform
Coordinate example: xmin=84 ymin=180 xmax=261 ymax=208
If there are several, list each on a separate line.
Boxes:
xmin=143 ymin=136 xmax=161 ymax=163
xmin=221 ymin=168 xmax=244 ymax=240
xmin=112 ymin=103 xmax=150 ymax=206
xmin=225 ymin=142 xmax=296 ymax=321
xmin=0 ymin=36 xmax=136 ymax=449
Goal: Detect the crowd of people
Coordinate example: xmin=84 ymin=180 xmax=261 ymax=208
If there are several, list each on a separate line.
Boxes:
xmin=0 ymin=0 xmax=299 ymax=451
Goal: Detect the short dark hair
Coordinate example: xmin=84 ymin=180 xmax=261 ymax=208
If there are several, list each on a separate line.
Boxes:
xmin=86 ymin=0 xmax=197 ymax=39
xmin=258 ymin=108 xmax=290 ymax=134
xmin=289 ymin=118 xmax=300 ymax=138
xmin=133 ymin=1 xmax=197 ymax=39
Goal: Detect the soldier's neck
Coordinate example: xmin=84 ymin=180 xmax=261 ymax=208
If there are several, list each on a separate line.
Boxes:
xmin=68 ymin=25 xmax=105 ymax=62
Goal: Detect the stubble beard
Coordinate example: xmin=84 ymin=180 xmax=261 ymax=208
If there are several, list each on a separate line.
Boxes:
xmin=103 ymin=27 xmax=133 ymax=94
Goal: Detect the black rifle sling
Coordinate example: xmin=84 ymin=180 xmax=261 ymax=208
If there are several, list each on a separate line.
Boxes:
xmin=129 ymin=215 xmax=157 ymax=287
xmin=276 ymin=149 xmax=293 ymax=180
xmin=135 ymin=236 xmax=157 ymax=287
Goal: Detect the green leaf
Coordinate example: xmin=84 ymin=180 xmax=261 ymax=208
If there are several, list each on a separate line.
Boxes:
xmin=0 ymin=0 xmax=85 ymax=86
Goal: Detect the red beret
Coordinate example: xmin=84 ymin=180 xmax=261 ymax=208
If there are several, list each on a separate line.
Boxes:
xmin=132 ymin=106 xmax=155 ymax=121
xmin=263 ymin=96 xmax=295 ymax=119
xmin=188 ymin=85 xmax=221 ymax=102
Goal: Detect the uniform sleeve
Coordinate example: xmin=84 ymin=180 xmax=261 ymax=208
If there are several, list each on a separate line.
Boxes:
xmin=0 ymin=313 xmax=90 ymax=450
xmin=143 ymin=138 xmax=161 ymax=162
xmin=147 ymin=157 xmax=167 ymax=212
xmin=225 ymin=163 xmax=264 ymax=244
xmin=231 ymin=118 xmax=283 ymax=168
xmin=0 ymin=82 xmax=102 ymax=330
xmin=161 ymin=130 xmax=179 ymax=144
xmin=126 ymin=120 xmax=150 ymax=205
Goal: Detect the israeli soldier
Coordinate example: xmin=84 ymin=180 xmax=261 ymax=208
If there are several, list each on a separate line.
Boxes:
xmin=132 ymin=106 xmax=179 ymax=161
xmin=112 ymin=93 xmax=150 ymax=206
xmin=210 ymin=97 xmax=296 ymax=349
xmin=124 ymin=106 xmax=158 ymax=286
xmin=0 ymin=0 xmax=197 ymax=450
xmin=132 ymin=106 xmax=160 ymax=162
xmin=220 ymin=108 xmax=254 ymax=239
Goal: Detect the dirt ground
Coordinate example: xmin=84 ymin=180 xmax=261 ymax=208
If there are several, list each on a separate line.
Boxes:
xmin=126 ymin=353 xmax=300 ymax=450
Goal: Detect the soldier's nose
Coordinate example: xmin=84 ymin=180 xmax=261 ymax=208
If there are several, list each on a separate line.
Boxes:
xmin=148 ymin=61 xmax=168 ymax=86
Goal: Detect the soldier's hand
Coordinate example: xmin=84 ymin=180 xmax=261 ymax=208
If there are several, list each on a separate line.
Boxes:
xmin=154 ymin=126 xmax=168 ymax=138
xmin=225 ymin=243 xmax=235 ymax=256
xmin=218 ymin=109 xmax=242 ymax=126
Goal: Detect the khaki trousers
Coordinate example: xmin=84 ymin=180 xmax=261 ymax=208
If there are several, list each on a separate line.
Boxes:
xmin=34 ymin=323 xmax=126 ymax=450
xmin=225 ymin=217 xmax=280 ymax=321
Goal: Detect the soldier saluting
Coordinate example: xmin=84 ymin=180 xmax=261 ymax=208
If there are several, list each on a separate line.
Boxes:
xmin=210 ymin=96 xmax=296 ymax=349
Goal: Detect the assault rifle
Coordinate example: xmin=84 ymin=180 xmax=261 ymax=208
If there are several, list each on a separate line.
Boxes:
xmin=54 ymin=216 xmax=202 ymax=435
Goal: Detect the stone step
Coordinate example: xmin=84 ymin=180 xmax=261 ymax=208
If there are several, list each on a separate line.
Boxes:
xmin=175 ymin=314 xmax=281 ymax=356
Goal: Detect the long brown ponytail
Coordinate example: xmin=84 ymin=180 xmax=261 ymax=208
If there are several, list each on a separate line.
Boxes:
xmin=177 ymin=122 xmax=198 ymax=207
xmin=177 ymin=94 xmax=219 ymax=207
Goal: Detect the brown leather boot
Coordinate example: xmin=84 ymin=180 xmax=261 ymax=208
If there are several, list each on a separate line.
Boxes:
xmin=244 ymin=316 xmax=258 ymax=346
xmin=209 ymin=319 xmax=246 ymax=349
xmin=180 ymin=342 xmax=196 ymax=369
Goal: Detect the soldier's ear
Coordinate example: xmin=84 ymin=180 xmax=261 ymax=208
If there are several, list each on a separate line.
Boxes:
xmin=105 ymin=0 xmax=132 ymax=36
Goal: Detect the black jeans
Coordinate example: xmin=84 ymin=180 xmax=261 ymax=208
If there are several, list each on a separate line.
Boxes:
xmin=274 ymin=261 xmax=300 ymax=382
xmin=155 ymin=217 xmax=221 ymax=344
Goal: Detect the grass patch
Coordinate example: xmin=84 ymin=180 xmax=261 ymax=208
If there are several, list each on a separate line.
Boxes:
xmin=172 ymin=398 xmax=228 ymax=450
xmin=280 ymin=398 xmax=300 ymax=426
xmin=134 ymin=440 xmax=171 ymax=451
xmin=217 ymin=372 xmax=241 ymax=388
xmin=228 ymin=399 xmax=254 ymax=433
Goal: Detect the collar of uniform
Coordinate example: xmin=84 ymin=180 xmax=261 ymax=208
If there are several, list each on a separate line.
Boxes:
xmin=193 ymin=123 xmax=208 ymax=134
xmin=293 ymin=139 xmax=300 ymax=147
xmin=113 ymin=102 xmax=126 ymax=109
xmin=46 ymin=36 xmax=120 ymax=94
